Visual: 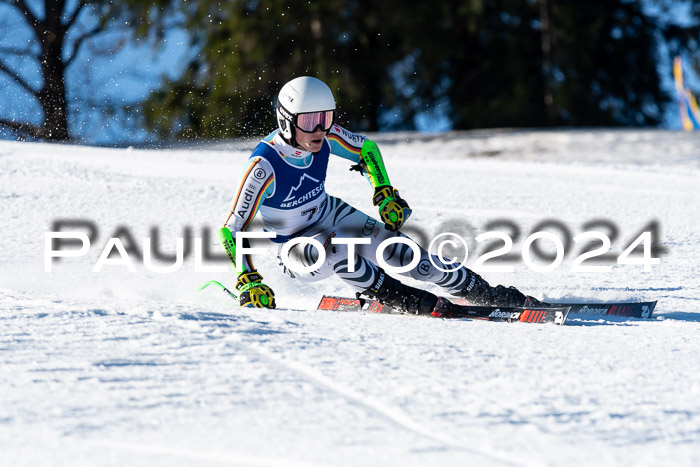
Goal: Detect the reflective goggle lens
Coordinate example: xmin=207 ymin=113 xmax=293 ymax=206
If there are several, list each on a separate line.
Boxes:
xmin=295 ymin=110 xmax=334 ymax=132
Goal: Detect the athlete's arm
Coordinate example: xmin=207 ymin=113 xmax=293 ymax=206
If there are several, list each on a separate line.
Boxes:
xmin=359 ymin=140 xmax=413 ymax=231
xmin=221 ymin=156 xmax=276 ymax=308
xmin=328 ymin=125 xmax=412 ymax=231
xmin=326 ymin=124 xmax=365 ymax=163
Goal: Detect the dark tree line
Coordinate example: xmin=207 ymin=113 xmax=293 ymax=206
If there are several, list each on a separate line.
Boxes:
xmin=1 ymin=0 xmax=699 ymax=141
xmin=142 ymin=0 xmax=700 ymax=139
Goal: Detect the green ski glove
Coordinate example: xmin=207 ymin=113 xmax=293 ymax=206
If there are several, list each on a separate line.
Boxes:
xmin=236 ymin=270 xmax=276 ymax=309
xmin=373 ymin=185 xmax=412 ymax=231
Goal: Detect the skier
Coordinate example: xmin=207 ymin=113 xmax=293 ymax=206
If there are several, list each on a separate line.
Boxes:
xmin=221 ymin=76 xmax=540 ymax=314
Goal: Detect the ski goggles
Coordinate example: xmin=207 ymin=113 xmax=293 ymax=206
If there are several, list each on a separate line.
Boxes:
xmin=295 ymin=110 xmax=335 ymax=133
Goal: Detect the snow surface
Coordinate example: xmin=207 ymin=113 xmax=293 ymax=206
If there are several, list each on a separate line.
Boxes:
xmin=1 ymin=128 xmax=699 ymax=466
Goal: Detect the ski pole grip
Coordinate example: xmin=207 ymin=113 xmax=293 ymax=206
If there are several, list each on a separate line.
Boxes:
xmin=360 ymin=140 xmax=391 ymax=188
xmin=218 ymin=226 xmax=241 ymax=272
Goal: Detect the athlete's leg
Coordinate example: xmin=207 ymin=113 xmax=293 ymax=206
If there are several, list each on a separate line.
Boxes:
xmin=320 ymin=197 xmax=533 ymax=307
xmin=277 ymin=196 xmax=533 ymax=309
xmin=276 ymin=197 xmax=379 ymax=290
xmin=311 ymin=198 xmax=470 ymax=291
xmin=277 ymin=231 xmax=379 ymax=290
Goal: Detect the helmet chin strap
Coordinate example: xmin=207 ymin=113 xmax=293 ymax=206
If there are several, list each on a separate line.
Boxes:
xmin=290 ymin=126 xmax=298 ymax=148
xmin=277 ymin=124 xmax=297 ymax=148
xmin=279 ymin=127 xmax=297 ymax=148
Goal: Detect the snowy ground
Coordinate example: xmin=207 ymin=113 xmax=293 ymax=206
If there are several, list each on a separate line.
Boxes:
xmin=1 ymin=128 xmax=699 ymax=466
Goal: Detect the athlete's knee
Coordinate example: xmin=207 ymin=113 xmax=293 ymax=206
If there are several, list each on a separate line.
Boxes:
xmin=327 ymin=241 xmax=359 ymax=274
xmin=276 ymin=239 xmax=334 ymax=282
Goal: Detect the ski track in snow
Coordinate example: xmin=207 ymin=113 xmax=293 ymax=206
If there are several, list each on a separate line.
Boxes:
xmin=1 ymin=129 xmax=699 ymax=466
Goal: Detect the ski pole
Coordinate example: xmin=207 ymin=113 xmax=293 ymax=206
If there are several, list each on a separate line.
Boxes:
xmin=199 ymin=280 xmax=238 ymax=300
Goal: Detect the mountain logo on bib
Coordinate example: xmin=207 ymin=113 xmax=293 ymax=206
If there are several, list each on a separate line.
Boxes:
xmin=281 ymin=173 xmax=324 ymax=207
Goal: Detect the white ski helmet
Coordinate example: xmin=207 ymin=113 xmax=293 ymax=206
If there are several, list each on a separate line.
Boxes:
xmin=276 ymin=76 xmax=336 ymax=143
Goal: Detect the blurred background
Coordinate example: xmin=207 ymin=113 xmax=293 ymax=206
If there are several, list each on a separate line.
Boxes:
xmin=0 ymin=0 xmax=698 ymax=146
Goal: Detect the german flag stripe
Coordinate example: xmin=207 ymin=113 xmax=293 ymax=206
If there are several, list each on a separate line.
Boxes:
xmin=327 ymin=133 xmax=362 ymax=154
xmin=241 ymin=176 xmax=274 ymax=231
xmin=239 ymin=175 xmax=273 ymax=271
xmin=225 ymin=158 xmax=262 ymax=224
xmin=244 ymin=253 xmax=255 ymax=271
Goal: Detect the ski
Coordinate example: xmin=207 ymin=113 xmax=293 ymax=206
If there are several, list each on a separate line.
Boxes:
xmin=317 ymin=296 xmax=571 ymax=325
xmin=318 ymin=295 xmax=657 ymax=320
xmin=550 ymin=301 xmax=657 ymax=319
xmin=447 ymin=298 xmax=657 ymax=319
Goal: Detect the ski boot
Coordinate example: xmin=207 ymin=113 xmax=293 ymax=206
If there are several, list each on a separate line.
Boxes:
xmin=361 ymin=270 xmax=439 ymax=315
xmin=453 ymin=272 xmax=545 ymax=307
xmin=429 ymin=297 xmax=459 ymax=318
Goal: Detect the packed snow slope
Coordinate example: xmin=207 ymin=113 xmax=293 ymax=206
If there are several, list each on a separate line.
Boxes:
xmin=1 ymin=128 xmax=699 ymax=466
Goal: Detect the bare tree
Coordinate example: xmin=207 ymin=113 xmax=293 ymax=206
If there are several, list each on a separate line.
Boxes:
xmin=0 ymin=0 xmax=110 ymax=140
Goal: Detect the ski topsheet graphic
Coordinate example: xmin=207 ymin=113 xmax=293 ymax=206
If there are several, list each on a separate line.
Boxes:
xmin=318 ymin=296 xmax=658 ymax=323
xmin=449 ymin=298 xmax=657 ymax=319
xmin=551 ymin=301 xmax=657 ymax=318
xmin=317 ymin=296 xmax=571 ymax=325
